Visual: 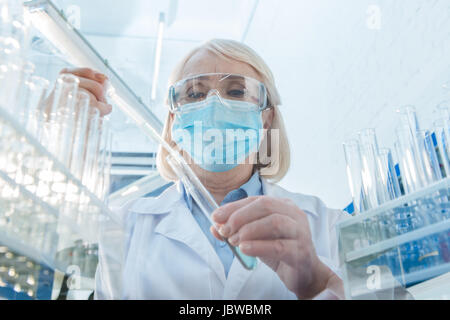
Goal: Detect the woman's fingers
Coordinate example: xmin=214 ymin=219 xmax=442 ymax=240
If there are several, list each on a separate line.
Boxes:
xmin=60 ymin=67 xmax=110 ymax=108
xmin=96 ymin=101 xmax=113 ymax=116
xmin=239 ymin=239 xmax=300 ymax=267
xmin=212 ymin=196 xmax=304 ymax=238
xmin=60 ymin=67 xmax=107 ymax=84
xmin=215 ymin=198 xmax=271 ymax=237
xmin=210 ymin=225 xmax=223 ymax=241
xmin=212 ymin=196 xmax=259 ymax=223
xmin=78 ymin=77 xmax=107 ymax=103
xmin=79 ymin=88 xmax=112 ymax=116
xmin=228 ymin=214 xmax=298 ymax=246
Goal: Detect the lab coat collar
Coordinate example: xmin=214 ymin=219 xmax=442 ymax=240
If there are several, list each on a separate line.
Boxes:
xmin=128 ymin=182 xmax=181 ymax=214
xmin=127 ymin=177 xmax=321 ymax=298
xmin=130 ymin=183 xmax=228 ymax=285
xmin=155 ymin=199 xmax=228 ymax=286
xmin=128 ymin=178 xmax=320 ymax=219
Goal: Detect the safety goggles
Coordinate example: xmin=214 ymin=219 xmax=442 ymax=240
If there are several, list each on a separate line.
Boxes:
xmin=168 ymin=73 xmax=269 ymax=113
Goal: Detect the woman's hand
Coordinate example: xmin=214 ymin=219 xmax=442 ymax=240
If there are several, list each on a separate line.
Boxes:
xmin=58 ymin=67 xmax=112 ymax=116
xmin=210 ymin=196 xmax=343 ymax=299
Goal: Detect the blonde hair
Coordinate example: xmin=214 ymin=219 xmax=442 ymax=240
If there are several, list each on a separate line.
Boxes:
xmin=156 ymin=38 xmax=290 ymax=183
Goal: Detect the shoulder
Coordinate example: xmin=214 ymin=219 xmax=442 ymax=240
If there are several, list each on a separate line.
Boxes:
xmin=108 ymin=183 xmax=182 ymax=224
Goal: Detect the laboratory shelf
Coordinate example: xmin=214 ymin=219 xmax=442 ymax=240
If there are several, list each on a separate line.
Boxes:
xmin=345 ymin=219 xmax=450 ymax=262
xmin=403 ymin=261 xmax=450 ymax=287
xmin=338 ymin=176 xmax=450 ymax=261
xmin=337 ymin=176 xmax=450 ymax=299
xmin=0 ymin=224 xmax=56 ymax=271
xmin=0 ymin=106 xmax=117 ymax=274
xmin=24 ymin=0 xmax=163 ymax=133
xmin=0 ymin=0 xmax=167 ymax=299
xmin=338 ymin=177 xmax=450 ymax=229
xmin=23 ymin=0 xmax=169 ymax=201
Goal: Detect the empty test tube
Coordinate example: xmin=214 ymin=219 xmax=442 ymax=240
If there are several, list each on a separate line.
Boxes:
xmin=358 ymin=128 xmax=386 ymax=208
xmin=343 ymin=139 xmax=366 ymax=214
xmin=377 ymin=148 xmax=401 ymax=201
xmin=69 ymin=91 xmax=91 ymax=180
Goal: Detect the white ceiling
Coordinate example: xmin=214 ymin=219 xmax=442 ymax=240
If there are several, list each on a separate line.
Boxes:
xmin=46 ymin=0 xmax=450 ymax=209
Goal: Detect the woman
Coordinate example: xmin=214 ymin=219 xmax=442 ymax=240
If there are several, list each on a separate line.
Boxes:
xmin=62 ymin=39 xmax=346 ymax=299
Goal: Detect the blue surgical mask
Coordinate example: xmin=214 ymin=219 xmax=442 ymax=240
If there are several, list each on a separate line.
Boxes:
xmin=172 ymin=95 xmax=263 ymax=172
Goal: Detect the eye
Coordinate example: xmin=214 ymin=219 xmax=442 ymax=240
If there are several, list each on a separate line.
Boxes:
xmin=227 ymin=89 xmax=246 ymax=98
xmin=187 ymin=90 xmax=206 ymax=99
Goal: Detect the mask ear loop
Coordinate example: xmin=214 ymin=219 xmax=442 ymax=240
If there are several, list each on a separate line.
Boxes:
xmin=259 ymin=82 xmax=268 ymax=111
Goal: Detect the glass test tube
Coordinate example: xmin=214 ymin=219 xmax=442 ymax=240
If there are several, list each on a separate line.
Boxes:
xmin=396 ymin=106 xmax=433 ymax=188
xmin=95 ymin=118 xmax=112 ymax=202
xmin=434 ymin=103 xmax=450 ymax=176
xmin=54 ymin=94 xmax=78 ymax=168
xmin=377 ymin=148 xmax=401 ymax=201
xmin=22 ymin=76 xmax=50 ymax=139
xmin=2 ymin=60 xmax=34 ymax=116
xmin=33 ymin=74 xmax=80 ymax=206
xmin=0 ymin=63 xmax=35 ymax=218
xmin=417 ymin=130 xmax=441 ymax=182
xmin=103 ymin=132 xmax=112 ymax=203
xmin=14 ymin=77 xmax=50 ymax=200
xmin=358 ymin=128 xmax=386 ymax=208
xmin=166 ymin=154 xmax=258 ymax=270
xmin=343 ymin=139 xmax=366 ymax=214
xmin=433 ymin=118 xmax=450 ymax=178
xmin=44 ymin=73 xmax=79 ymax=152
xmin=13 ymin=60 xmax=35 ymax=118
xmin=395 ymin=126 xmax=423 ymax=193
xmin=69 ymin=91 xmax=91 ymax=180
xmin=46 ymin=73 xmax=79 ymax=120
xmin=81 ymin=107 xmax=100 ymax=194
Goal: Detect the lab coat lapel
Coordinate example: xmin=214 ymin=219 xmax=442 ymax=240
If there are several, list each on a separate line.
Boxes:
xmin=151 ymin=184 xmax=227 ymax=286
xmin=223 ymin=254 xmax=256 ymax=299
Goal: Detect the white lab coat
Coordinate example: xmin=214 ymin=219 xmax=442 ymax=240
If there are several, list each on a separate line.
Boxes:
xmin=95 ymin=178 xmax=347 ymax=300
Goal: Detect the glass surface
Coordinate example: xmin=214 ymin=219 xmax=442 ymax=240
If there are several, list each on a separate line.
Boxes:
xmin=358 ymin=128 xmax=386 ymax=208
xmin=377 ymin=148 xmax=401 ymax=201
xmin=338 ymin=177 xmax=450 ymax=299
xmin=169 ymin=73 xmax=268 ymax=112
xmin=166 ymin=154 xmax=258 ymax=270
xmin=434 ymin=118 xmax=450 ymax=178
xmin=343 ymin=139 xmax=366 ymax=214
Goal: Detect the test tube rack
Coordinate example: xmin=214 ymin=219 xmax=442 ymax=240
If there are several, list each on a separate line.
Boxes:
xmin=337 ymin=177 xmax=450 ymax=299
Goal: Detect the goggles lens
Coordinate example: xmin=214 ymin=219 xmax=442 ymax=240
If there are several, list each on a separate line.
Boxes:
xmin=169 ymin=73 xmax=267 ymax=112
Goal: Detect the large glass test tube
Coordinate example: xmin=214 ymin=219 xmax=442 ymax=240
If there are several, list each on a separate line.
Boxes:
xmin=343 ymin=139 xmax=366 ymax=214
xmin=358 ymin=128 xmax=387 ymax=208
xmin=396 ymin=106 xmax=434 ymax=188
xmin=377 ymin=148 xmax=401 ymax=201
xmin=166 ymin=154 xmax=258 ymax=270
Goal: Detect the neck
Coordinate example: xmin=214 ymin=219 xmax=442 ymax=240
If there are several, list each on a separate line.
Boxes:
xmin=193 ymin=164 xmax=254 ymax=204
